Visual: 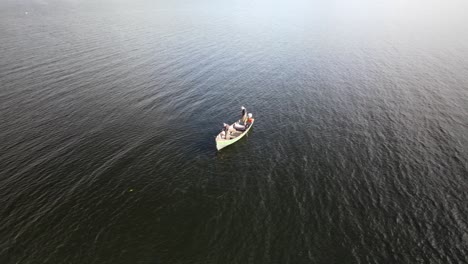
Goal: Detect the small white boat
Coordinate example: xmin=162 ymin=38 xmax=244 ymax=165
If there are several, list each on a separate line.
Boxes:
xmin=215 ymin=119 xmax=255 ymax=151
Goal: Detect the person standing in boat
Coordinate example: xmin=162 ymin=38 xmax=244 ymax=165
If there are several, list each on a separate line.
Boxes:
xmin=240 ymin=106 xmax=248 ymax=124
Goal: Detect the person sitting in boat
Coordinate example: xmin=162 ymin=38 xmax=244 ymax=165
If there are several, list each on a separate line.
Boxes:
xmin=220 ymin=130 xmax=227 ymax=139
xmin=245 ymin=113 xmax=254 ymax=128
xmin=223 ymin=123 xmax=237 ymax=139
xmin=240 ymin=106 xmax=248 ymax=124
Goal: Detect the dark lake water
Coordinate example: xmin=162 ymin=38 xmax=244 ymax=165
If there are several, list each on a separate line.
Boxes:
xmin=1 ymin=0 xmax=468 ymax=263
